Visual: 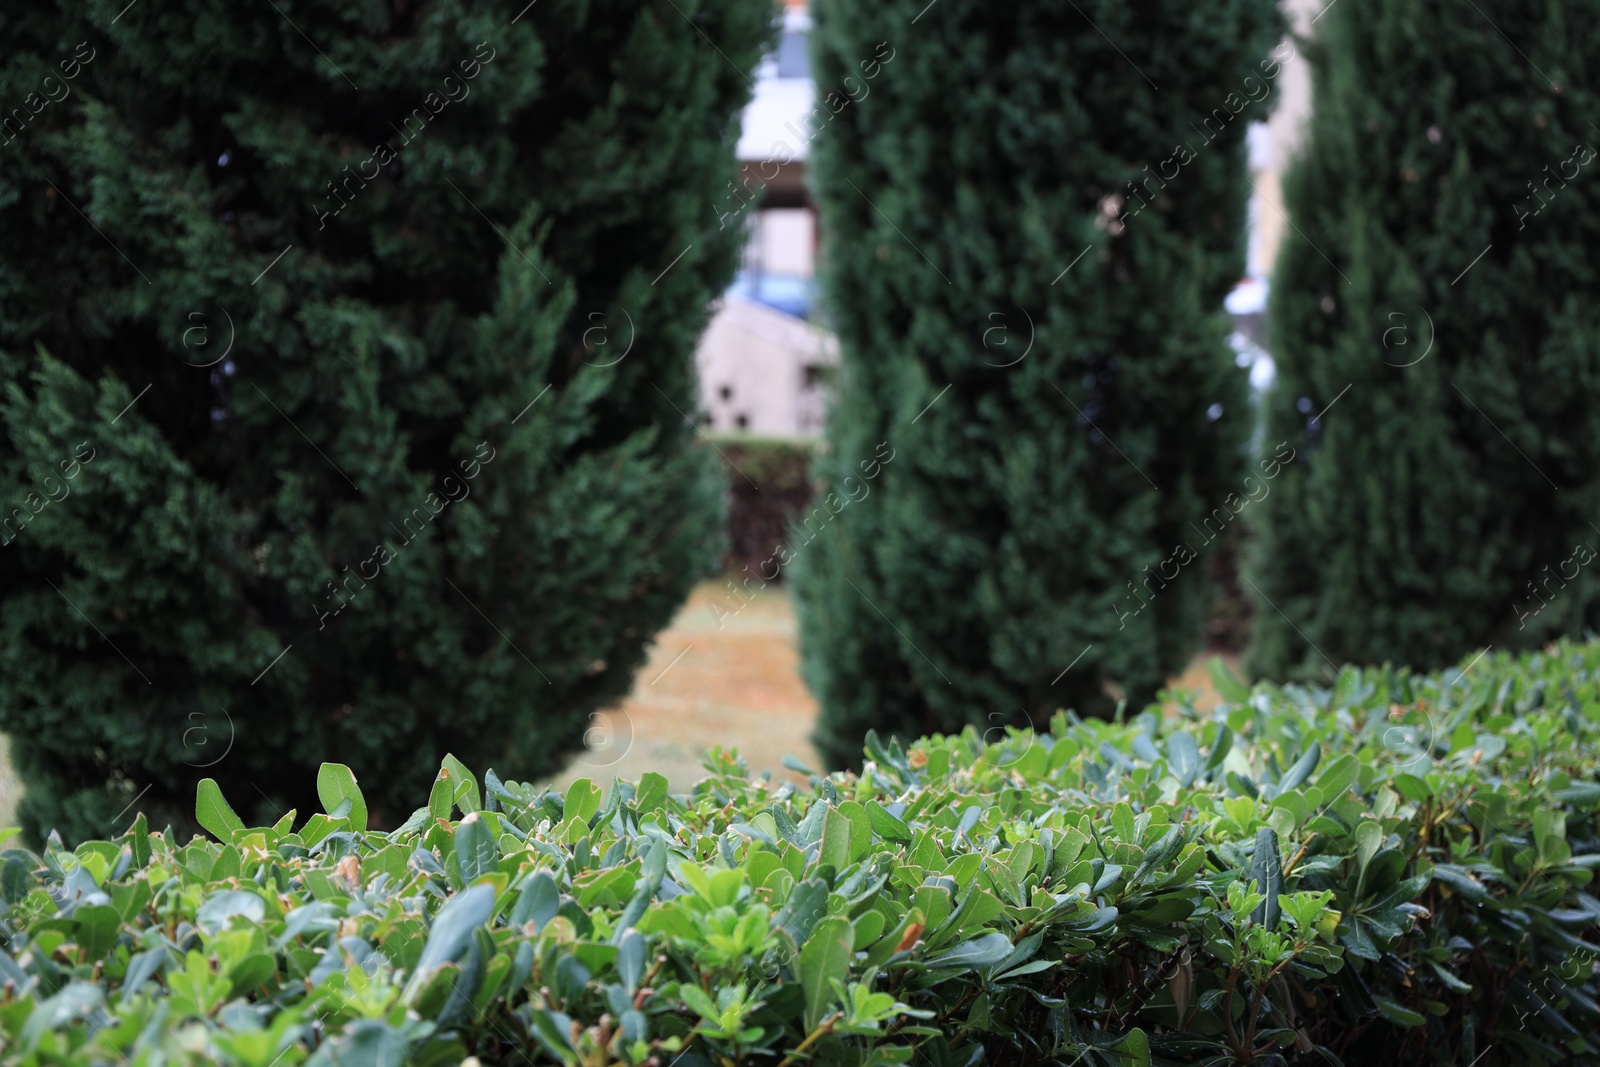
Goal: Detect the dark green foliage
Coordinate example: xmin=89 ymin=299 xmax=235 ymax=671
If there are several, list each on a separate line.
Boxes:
xmin=3 ymin=640 xmax=1599 ymax=1065
xmin=797 ymin=0 xmax=1282 ymax=767
xmin=708 ymin=435 xmax=818 ymax=581
xmin=1246 ymin=0 xmax=1600 ymax=680
xmin=0 ymin=0 xmax=771 ymax=843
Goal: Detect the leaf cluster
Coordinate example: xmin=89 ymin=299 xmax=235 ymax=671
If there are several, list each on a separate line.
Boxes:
xmin=0 ymin=643 xmax=1597 ymax=1065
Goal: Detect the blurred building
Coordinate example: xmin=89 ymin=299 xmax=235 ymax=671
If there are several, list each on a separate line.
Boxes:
xmin=698 ymin=296 xmax=837 ymax=435
xmin=1245 ymin=0 xmax=1318 ymax=280
xmin=1228 ymin=0 xmax=1316 ymax=393
xmin=695 ymin=0 xmax=836 ymax=437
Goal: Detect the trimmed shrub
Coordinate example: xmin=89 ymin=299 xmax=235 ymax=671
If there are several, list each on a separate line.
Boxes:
xmin=707 ymin=435 xmax=819 ymax=582
xmin=0 ymin=0 xmax=770 ymax=843
xmin=1206 ymin=528 xmax=1255 ymax=653
xmin=2 ymin=642 xmax=1597 ymax=1065
xmin=1245 ymin=0 xmax=1600 ymax=680
xmin=796 ymin=0 xmax=1284 ymax=770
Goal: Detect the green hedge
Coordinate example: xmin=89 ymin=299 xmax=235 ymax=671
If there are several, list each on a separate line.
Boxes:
xmin=1 ymin=644 xmax=1598 ymax=1066
xmin=705 ymin=435 xmax=819 ymax=582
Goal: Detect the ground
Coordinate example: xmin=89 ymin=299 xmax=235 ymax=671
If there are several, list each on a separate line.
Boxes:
xmin=547 ymin=580 xmax=821 ymax=793
xmin=545 ymin=580 xmax=1231 ymax=793
xmin=0 ymin=580 xmax=1230 ymax=827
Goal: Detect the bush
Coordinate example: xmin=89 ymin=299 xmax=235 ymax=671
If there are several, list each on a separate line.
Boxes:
xmin=1244 ymin=0 xmax=1600 ymax=680
xmin=0 ymin=0 xmax=770 ymax=843
xmin=2 ymin=642 xmax=1597 ymax=1065
xmin=796 ymin=0 xmax=1284 ymax=769
xmin=707 ymin=435 xmax=818 ymax=583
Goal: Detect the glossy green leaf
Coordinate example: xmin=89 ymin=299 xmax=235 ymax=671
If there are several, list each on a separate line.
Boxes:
xmin=195 ymin=778 xmax=245 ymax=843
xmin=454 ymin=813 xmax=498 ymax=883
xmin=1250 ymin=827 xmax=1282 ymax=930
xmin=927 ymin=932 xmax=1013 ymax=969
xmin=819 ymin=805 xmax=851 ymax=872
xmin=799 ymin=916 xmax=853 ymax=1030
xmin=405 ymin=884 xmax=497 ymax=1002
xmin=316 ymin=763 xmax=368 ymax=833
xmin=441 ymin=754 xmax=481 ymax=813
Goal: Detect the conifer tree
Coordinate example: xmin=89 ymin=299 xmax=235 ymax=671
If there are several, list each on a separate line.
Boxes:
xmin=0 ymin=0 xmax=769 ymax=842
xmin=1245 ymin=0 xmax=1600 ymax=680
xmin=796 ymin=0 xmax=1281 ymax=767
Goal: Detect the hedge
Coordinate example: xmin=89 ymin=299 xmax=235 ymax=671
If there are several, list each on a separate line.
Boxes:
xmin=0 ymin=644 xmax=1597 ymax=1066
xmin=706 ymin=435 xmax=819 ymax=581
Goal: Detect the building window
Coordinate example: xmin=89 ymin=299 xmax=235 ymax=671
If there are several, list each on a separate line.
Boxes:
xmin=735 ymin=414 xmax=750 ymax=430
xmin=802 ymin=363 xmax=827 ymax=390
xmin=719 ymin=385 xmax=734 ymax=401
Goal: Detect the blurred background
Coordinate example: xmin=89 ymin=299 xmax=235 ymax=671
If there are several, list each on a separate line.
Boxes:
xmin=555 ymin=0 xmax=1307 ymax=789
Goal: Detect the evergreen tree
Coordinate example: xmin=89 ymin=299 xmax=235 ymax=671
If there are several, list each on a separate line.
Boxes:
xmin=796 ymin=0 xmax=1281 ymax=767
xmin=0 ymin=0 xmax=770 ymax=843
xmin=1245 ymin=0 xmax=1600 ymax=681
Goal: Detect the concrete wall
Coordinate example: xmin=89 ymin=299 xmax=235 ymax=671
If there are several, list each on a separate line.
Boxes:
xmin=696 ymin=295 xmax=838 ymax=437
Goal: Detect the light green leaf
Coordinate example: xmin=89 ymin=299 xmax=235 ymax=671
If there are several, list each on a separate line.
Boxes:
xmin=428 ymin=773 xmax=454 ymax=821
xmin=195 ymin=779 xmax=245 ymax=843
xmin=125 ymin=812 xmax=151 ymax=869
xmin=316 ymin=763 xmax=368 ymax=833
xmin=864 ymin=800 xmax=912 ymax=842
xmin=1354 ymin=820 xmax=1383 ymax=878
xmin=441 ymin=754 xmax=481 ymax=813
xmin=681 ymin=982 xmax=718 ymax=1021
xmin=635 ymin=772 xmax=669 ymax=813
xmin=564 ymin=779 xmax=602 ymax=827
xmin=799 ymin=916 xmax=854 ymax=1030
xmin=836 ymin=801 xmax=874 ymax=862
xmin=1111 ymin=1026 xmax=1151 ymax=1067
xmin=819 ymin=805 xmax=851 ymax=872
xmin=1315 ymin=753 xmax=1360 ymax=802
